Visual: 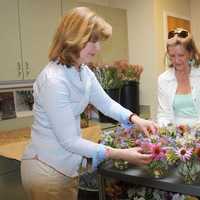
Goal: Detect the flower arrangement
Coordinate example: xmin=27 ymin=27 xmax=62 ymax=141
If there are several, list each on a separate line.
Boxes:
xmin=101 ymin=123 xmax=200 ymax=184
xmin=100 ymin=126 xmax=138 ymax=170
xmin=137 ymin=134 xmax=170 ymax=178
xmin=113 ymin=59 xmax=143 ymax=82
xmin=89 ymin=60 xmax=143 ymax=89
xmin=105 ymin=180 xmax=199 ymax=200
xmin=166 ymin=125 xmax=200 ymax=184
xmin=93 ymin=64 xmax=123 ymax=90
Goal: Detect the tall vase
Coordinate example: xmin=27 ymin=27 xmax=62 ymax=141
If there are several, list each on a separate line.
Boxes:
xmin=98 ymin=88 xmax=120 ymax=123
xmin=120 ymin=80 xmax=140 ymax=115
xmin=178 ymin=159 xmax=200 ymax=184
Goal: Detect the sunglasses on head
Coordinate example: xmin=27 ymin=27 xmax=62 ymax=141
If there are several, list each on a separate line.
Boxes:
xmin=168 ymin=29 xmax=189 ymax=39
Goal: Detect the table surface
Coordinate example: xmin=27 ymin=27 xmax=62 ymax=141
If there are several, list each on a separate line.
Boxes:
xmin=98 ymin=160 xmax=200 ymax=197
xmin=0 ymin=121 xmax=117 ymax=161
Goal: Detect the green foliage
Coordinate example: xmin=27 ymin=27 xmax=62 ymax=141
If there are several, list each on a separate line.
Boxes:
xmin=166 ymin=150 xmax=179 ymax=165
xmin=159 ymin=124 xmax=176 ymax=138
xmin=100 ymin=127 xmax=137 ymax=170
xmin=94 ymin=66 xmax=123 ymax=90
xmin=122 ymin=65 xmax=138 ymax=81
xmin=147 ymin=160 xmax=169 ymax=178
xmin=178 ymin=158 xmax=200 ymax=184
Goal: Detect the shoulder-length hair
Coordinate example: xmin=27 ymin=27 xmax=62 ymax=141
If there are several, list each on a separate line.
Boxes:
xmin=48 ymin=7 xmax=112 ymax=66
xmin=165 ymin=32 xmax=200 ymax=68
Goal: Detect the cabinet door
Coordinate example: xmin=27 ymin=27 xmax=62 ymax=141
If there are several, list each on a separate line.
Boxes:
xmin=19 ymin=0 xmax=61 ymax=80
xmin=0 ymin=0 xmax=23 ymax=81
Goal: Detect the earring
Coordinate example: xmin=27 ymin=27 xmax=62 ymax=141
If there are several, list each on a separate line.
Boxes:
xmin=188 ymin=58 xmax=195 ymax=66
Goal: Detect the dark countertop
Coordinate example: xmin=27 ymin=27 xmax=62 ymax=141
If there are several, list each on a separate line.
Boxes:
xmin=98 ymin=160 xmax=200 ymax=197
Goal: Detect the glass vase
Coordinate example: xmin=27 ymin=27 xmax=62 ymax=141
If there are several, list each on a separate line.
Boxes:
xmin=178 ymin=159 xmax=200 ymax=184
xmin=146 ymin=160 xmax=169 ymax=178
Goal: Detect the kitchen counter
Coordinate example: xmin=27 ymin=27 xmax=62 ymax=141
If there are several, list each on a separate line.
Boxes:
xmin=0 ymin=128 xmax=30 ymax=145
xmin=0 ymin=121 xmax=116 ymax=160
xmin=0 ymin=128 xmax=30 ymax=160
xmin=98 ymin=160 xmax=200 ymax=199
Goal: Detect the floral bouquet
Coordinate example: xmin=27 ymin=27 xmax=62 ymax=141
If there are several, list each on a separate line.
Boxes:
xmin=168 ymin=125 xmax=200 ymax=184
xmin=154 ymin=124 xmax=200 ymax=184
xmin=101 ymin=123 xmax=200 ymax=183
xmin=100 ymin=126 xmax=138 ymax=170
xmin=136 ymin=133 xmax=172 ymax=178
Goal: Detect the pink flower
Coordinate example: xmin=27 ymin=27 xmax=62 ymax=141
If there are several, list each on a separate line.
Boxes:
xmin=150 ymin=143 xmax=166 ymax=160
xmin=140 ymin=141 xmax=152 ymax=154
xmin=176 ymin=147 xmax=193 ymax=162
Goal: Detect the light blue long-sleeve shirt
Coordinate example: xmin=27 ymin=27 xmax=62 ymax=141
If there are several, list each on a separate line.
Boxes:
xmin=22 ymin=61 xmax=132 ymax=177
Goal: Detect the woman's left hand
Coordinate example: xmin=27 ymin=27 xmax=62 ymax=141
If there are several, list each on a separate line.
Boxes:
xmin=130 ymin=115 xmax=158 ymax=136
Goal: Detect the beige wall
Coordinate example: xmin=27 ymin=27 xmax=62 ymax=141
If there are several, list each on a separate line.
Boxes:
xmin=154 ymin=0 xmax=191 ymax=73
xmin=78 ymin=0 xmax=110 ymax=6
xmin=190 ymin=0 xmax=200 ymax=50
xmin=108 ymin=0 xmax=191 ymax=119
xmin=153 ymin=0 xmax=190 ymax=118
xmin=82 ymin=0 xmax=158 ymax=118
xmin=79 ymin=0 xmax=192 ymax=119
xmin=123 ymin=0 xmax=158 ymax=119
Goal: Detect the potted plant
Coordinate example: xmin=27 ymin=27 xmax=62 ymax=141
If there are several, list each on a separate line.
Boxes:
xmin=114 ymin=60 xmax=143 ymax=115
xmin=93 ymin=64 xmax=123 ymax=123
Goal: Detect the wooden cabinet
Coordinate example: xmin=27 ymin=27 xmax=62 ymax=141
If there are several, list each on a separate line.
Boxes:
xmin=0 ymin=0 xmax=61 ymax=81
xmin=0 ymin=0 xmax=22 ymax=81
xmin=1 ymin=0 xmax=129 ymax=81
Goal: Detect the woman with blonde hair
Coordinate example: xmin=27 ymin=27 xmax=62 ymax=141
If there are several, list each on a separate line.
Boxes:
xmin=21 ymin=7 xmax=157 ymax=200
xmin=157 ymin=28 xmax=200 ymax=126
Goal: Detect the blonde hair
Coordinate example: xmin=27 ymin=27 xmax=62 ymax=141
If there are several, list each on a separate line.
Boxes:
xmin=166 ymin=30 xmax=200 ymax=68
xmin=49 ymin=7 xmax=112 ymax=66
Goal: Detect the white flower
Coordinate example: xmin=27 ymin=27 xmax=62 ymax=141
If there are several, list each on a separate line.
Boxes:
xmin=172 ymin=193 xmax=185 ymax=200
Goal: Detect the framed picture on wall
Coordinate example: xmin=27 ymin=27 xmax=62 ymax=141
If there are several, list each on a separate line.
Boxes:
xmin=163 ymin=12 xmax=191 ymax=69
xmin=163 ymin=12 xmax=191 ymax=41
xmin=167 ymin=15 xmax=191 ymax=32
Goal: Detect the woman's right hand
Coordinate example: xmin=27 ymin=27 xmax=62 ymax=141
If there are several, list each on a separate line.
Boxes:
xmin=130 ymin=114 xmax=158 ymax=136
xmin=107 ymin=147 xmax=152 ymax=166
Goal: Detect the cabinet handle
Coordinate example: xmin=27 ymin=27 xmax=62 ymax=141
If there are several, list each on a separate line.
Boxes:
xmin=17 ymin=62 xmax=23 ymax=77
xmin=25 ymin=62 xmax=31 ymax=76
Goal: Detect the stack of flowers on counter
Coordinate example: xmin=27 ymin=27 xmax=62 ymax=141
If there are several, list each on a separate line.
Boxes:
xmin=101 ymin=124 xmax=200 ymax=200
xmin=136 ymin=134 xmax=171 ymax=178
xmin=101 ymin=123 xmax=200 ymax=184
xmin=105 ymin=180 xmax=200 ymax=200
xmin=100 ymin=126 xmax=138 ymax=170
xmin=166 ymin=125 xmax=200 ymax=184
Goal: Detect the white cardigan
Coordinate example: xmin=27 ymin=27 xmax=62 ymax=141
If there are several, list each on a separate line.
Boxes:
xmin=22 ymin=62 xmax=132 ymax=177
xmin=157 ymin=66 xmax=200 ymax=126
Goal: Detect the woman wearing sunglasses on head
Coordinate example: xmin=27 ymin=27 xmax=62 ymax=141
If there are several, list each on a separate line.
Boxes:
xmin=157 ymin=28 xmax=200 ymax=126
xmin=20 ymin=7 xmax=157 ymax=200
